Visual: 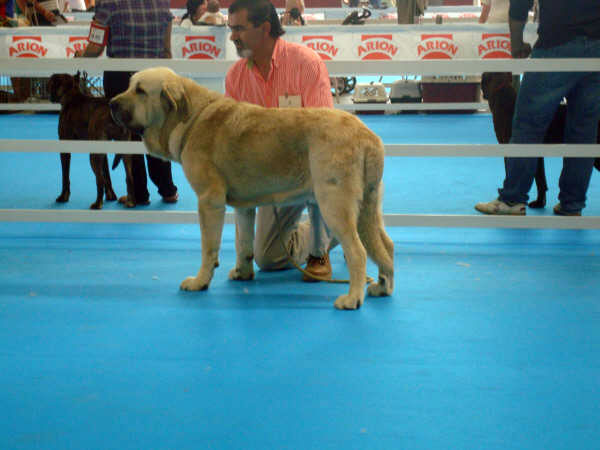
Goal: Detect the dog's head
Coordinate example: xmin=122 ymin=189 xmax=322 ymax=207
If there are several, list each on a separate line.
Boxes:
xmin=481 ymin=72 xmax=513 ymax=100
xmin=48 ymin=73 xmax=78 ymax=103
xmin=109 ymin=67 xmax=190 ymax=136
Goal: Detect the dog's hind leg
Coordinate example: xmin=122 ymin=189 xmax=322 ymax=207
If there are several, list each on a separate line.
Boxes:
xmin=229 ymin=207 xmax=256 ymax=281
xmin=358 ymin=182 xmax=394 ymax=298
xmin=529 ymin=157 xmax=547 ymax=208
xmin=102 ymin=155 xmax=117 ymax=202
xmin=56 ymin=152 xmax=71 ymax=203
xmin=89 ymin=153 xmax=105 ymax=209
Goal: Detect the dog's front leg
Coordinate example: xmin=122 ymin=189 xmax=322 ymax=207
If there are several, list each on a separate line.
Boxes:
xmin=229 ymin=208 xmax=256 ymax=281
xmin=56 ymin=152 xmax=71 ymax=203
xmin=180 ymin=201 xmax=226 ymax=291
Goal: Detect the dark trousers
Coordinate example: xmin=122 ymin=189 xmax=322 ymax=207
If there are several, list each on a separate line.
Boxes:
xmin=103 ymin=71 xmax=177 ymax=202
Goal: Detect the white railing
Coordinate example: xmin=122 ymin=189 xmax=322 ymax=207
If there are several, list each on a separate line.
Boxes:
xmin=1 ymin=57 xmax=599 ymax=229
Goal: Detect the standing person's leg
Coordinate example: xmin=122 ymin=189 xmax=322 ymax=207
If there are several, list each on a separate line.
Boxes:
xmin=556 ymin=40 xmax=600 ymax=214
xmin=476 ymin=46 xmax=577 ymax=215
xmin=103 ymin=71 xmax=149 ymax=204
xmin=145 ymin=155 xmax=178 ymax=202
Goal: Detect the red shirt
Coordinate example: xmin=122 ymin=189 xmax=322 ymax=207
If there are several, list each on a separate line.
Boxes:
xmin=225 ymin=38 xmax=333 ymax=108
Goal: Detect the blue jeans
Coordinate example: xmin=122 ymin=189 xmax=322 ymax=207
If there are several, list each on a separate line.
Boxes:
xmin=498 ymin=36 xmax=600 ymax=213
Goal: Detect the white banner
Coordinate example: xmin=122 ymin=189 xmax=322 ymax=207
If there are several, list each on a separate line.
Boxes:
xmin=0 ymin=24 xmax=537 ymax=62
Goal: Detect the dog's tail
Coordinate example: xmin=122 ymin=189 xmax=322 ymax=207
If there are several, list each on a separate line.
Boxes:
xmin=112 ymin=154 xmax=122 ymax=170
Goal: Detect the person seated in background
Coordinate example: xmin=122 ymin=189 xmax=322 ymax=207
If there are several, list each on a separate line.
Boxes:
xmin=285 ymin=0 xmax=304 ymax=14
xmin=180 ymin=0 xmax=206 ymax=26
xmin=198 ymin=0 xmax=225 ymax=25
xmin=280 ymin=6 xmax=304 ymax=25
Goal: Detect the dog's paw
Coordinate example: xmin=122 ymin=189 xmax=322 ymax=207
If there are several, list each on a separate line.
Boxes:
xmin=56 ymin=191 xmax=70 ymax=203
xmin=334 ymin=294 xmax=364 ymax=310
xmin=367 ymin=279 xmax=393 ymax=297
xmin=228 ymin=267 xmax=255 ymax=281
xmin=180 ymin=276 xmax=209 ymax=291
xmin=528 ymin=198 xmax=546 ymax=209
xmin=105 ymin=190 xmax=117 ymax=202
xmin=90 ymin=201 xmax=103 ymax=210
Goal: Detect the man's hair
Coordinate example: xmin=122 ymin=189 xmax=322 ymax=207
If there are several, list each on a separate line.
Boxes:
xmin=228 ymin=0 xmax=285 ymax=38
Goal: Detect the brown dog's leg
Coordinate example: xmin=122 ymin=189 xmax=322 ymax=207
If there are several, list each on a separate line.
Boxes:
xmin=529 ymin=157 xmax=548 ymax=208
xmin=102 ymin=156 xmax=117 ymax=201
xmin=89 ymin=153 xmax=105 ymax=209
xmin=56 ymin=152 xmax=71 ymax=203
xmin=122 ymin=154 xmax=136 ymax=208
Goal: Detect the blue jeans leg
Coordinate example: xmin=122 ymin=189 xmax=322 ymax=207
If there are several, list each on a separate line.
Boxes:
xmin=558 ymin=70 xmax=600 ymax=211
xmin=498 ymin=37 xmax=600 ymax=208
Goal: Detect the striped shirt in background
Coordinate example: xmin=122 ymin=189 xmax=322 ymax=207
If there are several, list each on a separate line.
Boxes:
xmin=225 ymin=38 xmax=333 ymax=108
xmin=93 ymin=0 xmax=173 ymax=58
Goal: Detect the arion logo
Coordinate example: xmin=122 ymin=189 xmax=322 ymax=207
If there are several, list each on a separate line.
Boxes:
xmin=358 ymin=34 xmax=398 ymax=60
xmin=9 ymin=36 xmax=48 ymax=57
xmin=182 ymin=36 xmax=222 ymax=59
xmin=302 ymin=35 xmax=339 ymax=60
xmin=66 ymin=36 xmax=88 ymax=58
xmin=478 ymin=33 xmax=511 ymax=59
xmin=417 ymin=34 xmax=458 ymax=59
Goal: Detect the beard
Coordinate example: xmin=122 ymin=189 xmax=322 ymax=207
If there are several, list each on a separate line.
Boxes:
xmin=234 ymin=40 xmax=253 ymax=59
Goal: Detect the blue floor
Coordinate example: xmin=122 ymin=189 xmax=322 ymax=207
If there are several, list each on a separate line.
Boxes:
xmin=1 ymin=113 xmax=599 ymax=449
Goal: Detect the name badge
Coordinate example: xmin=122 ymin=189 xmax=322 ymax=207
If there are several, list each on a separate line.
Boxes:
xmin=278 ymin=94 xmax=301 ymax=108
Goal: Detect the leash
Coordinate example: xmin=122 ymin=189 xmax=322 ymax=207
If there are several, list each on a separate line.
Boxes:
xmin=272 ymin=206 xmax=374 ymax=285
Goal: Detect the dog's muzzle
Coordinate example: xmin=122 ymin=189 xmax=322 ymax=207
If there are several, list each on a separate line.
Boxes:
xmin=109 ymin=98 xmax=127 ymax=127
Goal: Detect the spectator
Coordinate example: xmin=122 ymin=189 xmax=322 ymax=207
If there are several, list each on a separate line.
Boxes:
xmin=15 ymin=0 xmax=67 ymax=25
xmin=180 ymin=0 xmax=206 ymax=26
xmin=285 ymin=0 xmax=304 ymax=14
xmin=198 ymin=0 xmax=225 ymax=25
xmin=225 ymin=0 xmax=335 ymax=280
xmin=76 ymin=0 xmax=178 ymax=207
xmin=1 ymin=0 xmax=17 ymax=25
xmin=475 ymin=0 xmax=600 ymax=216
xmin=478 ymin=0 xmax=509 ymax=24
xmin=280 ymin=7 xmax=304 ymax=26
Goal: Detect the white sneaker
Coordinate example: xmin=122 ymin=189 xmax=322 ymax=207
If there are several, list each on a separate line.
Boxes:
xmin=475 ymin=198 xmax=526 ymax=215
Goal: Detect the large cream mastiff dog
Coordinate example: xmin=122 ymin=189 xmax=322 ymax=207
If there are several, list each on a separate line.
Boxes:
xmin=110 ymin=67 xmax=394 ymax=310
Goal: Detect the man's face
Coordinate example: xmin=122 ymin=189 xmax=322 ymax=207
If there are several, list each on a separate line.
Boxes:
xmin=228 ymin=8 xmax=267 ymax=59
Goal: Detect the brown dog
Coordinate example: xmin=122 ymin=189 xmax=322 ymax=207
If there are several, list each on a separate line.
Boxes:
xmin=482 ymin=72 xmax=600 ymax=209
xmin=48 ymin=72 xmax=132 ymax=209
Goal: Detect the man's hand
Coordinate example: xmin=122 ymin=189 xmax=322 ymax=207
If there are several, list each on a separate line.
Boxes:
xmin=511 ymin=41 xmax=532 ymax=59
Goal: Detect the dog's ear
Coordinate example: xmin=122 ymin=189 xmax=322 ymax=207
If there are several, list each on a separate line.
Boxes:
xmin=161 ymin=81 xmax=190 ymax=122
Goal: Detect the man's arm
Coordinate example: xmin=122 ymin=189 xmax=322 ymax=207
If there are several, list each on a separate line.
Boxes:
xmin=509 ymin=0 xmax=533 ymax=58
xmin=74 ymin=20 xmax=106 ymax=57
xmin=300 ymin=56 xmax=333 ymax=108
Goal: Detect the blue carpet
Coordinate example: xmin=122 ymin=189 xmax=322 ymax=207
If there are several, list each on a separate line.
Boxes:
xmin=1 ymin=113 xmax=599 ymax=449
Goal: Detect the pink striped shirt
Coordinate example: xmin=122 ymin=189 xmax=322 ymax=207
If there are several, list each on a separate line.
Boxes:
xmin=225 ymin=38 xmax=333 ymax=108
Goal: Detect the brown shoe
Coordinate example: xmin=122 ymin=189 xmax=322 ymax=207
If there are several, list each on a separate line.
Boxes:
xmin=302 ymin=254 xmax=332 ymax=282
xmin=553 ymin=203 xmax=581 ymax=216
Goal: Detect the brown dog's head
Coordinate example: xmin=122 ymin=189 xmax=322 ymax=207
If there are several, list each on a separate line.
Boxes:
xmin=109 ymin=67 xmax=191 ymax=136
xmin=481 ymin=72 xmax=513 ymax=100
xmin=48 ymin=73 xmax=81 ymax=103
